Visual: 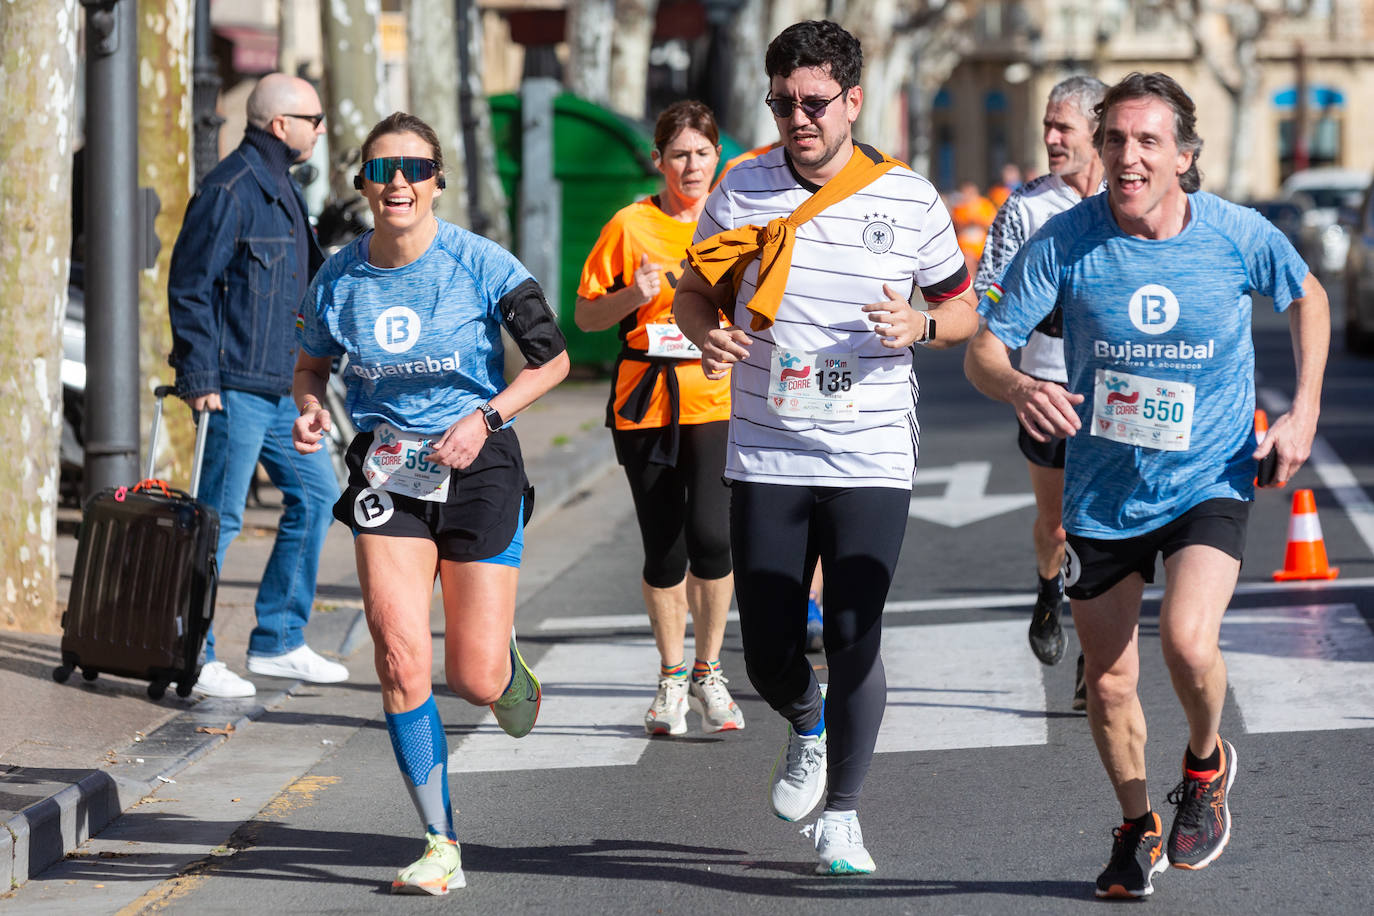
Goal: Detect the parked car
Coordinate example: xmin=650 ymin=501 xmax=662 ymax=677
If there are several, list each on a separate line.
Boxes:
xmin=1280 ymin=167 xmax=1369 ymax=276
xmin=1343 ymin=175 xmax=1374 ymax=354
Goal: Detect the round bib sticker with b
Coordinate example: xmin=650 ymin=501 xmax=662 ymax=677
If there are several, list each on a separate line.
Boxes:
xmin=362 ymin=422 xmax=453 ymax=501
xmin=768 ymin=347 xmax=858 ymax=421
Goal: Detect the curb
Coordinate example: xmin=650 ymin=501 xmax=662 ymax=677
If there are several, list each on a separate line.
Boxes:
xmin=2 ymin=681 xmax=298 ymax=892
xmin=3 ymin=427 xmax=619 ymax=892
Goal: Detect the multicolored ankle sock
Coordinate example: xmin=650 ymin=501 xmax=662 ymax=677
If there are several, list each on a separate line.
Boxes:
xmin=660 ymin=660 xmax=688 ymax=679
xmin=691 ymin=658 xmax=721 ymax=682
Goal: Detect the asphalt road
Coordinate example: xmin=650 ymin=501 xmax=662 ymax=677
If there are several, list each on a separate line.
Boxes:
xmin=8 ymin=299 xmax=1373 ymax=915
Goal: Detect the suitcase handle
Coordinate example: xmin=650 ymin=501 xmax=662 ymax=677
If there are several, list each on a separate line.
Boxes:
xmin=131 ymin=478 xmax=173 ymax=498
xmin=149 ymin=385 xmax=211 ymax=499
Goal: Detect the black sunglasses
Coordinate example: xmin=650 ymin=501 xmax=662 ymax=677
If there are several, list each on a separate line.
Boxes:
xmin=360 ymin=156 xmax=440 ymax=184
xmin=281 ymin=112 xmax=326 ymax=128
xmin=763 ymin=88 xmax=846 ymax=120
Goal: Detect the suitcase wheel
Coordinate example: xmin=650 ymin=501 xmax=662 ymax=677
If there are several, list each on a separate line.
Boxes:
xmin=52 ymin=664 xmax=73 ymax=684
xmin=148 ymin=681 xmax=168 ymax=700
xmin=175 ymin=680 xmax=194 ymax=698
xmin=82 ymin=668 xmax=99 ymax=681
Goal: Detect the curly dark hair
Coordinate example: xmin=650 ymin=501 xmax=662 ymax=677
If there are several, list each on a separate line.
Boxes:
xmin=1092 ymin=72 xmax=1204 ymax=193
xmin=765 ymin=20 xmax=862 ymax=91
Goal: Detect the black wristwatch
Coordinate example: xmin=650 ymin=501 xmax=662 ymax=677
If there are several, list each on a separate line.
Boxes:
xmin=916 ymin=311 xmax=936 ymax=345
xmin=477 ymin=402 xmax=503 ymax=433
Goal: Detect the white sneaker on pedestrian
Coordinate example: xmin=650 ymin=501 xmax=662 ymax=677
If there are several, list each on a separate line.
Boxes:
xmin=688 ymin=671 xmax=745 ymax=733
xmin=644 ymin=675 xmax=689 ymax=736
xmin=192 ymin=660 xmax=256 ymax=698
xmin=769 ymin=723 xmax=826 ymax=821
xmin=246 ymin=644 xmax=348 ymax=683
xmin=806 ymin=809 xmax=877 ymax=875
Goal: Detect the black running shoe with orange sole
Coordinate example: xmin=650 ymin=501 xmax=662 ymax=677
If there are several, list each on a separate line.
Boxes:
xmin=1167 ymin=737 xmax=1237 ymax=869
xmin=1028 ymin=576 xmax=1066 ymax=665
xmin=1095 ymin=811 xmax=1168 ymax=898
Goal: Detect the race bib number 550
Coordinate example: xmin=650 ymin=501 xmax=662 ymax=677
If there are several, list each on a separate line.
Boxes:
xmin=1091 ymin=368 xmax=1194 ymax=451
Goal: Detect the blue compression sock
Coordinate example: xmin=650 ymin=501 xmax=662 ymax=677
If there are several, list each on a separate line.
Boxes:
xmin=385 ymin=695 xmax=456 ymax=840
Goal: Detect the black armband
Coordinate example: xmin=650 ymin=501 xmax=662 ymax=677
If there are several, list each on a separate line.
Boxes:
xmin=498 ymin=278 xmax=567 ymax=367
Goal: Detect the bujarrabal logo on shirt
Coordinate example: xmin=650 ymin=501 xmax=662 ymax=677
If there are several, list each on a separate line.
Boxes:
xmin=351 ymin=305 xmax=463 ymax=381
xmin=1093 ymin=283 xmax=1214 ymax=365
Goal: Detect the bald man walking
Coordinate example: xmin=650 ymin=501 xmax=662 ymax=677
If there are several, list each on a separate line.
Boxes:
xmin=168 ymin=74 xmax=346 ymax=697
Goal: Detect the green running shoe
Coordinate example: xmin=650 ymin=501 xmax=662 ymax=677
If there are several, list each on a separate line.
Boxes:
xmin=491 ymin=633 xmax=541 ymax=738
xmin=392 ymin=833 xmax=465 ymax=895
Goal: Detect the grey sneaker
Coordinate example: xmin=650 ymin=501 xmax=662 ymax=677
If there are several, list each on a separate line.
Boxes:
xmin=806 ymin=810 xmax=877 ymax=875
xmin=769 ymin=724 xmax=826 ymax=821
xmin=491 ymin=634 xmax=540 ymax=738
xmin=644 ymin=675 xmax=689 ymax=735
xmin=688 ymin=671 xmax=745 ymax=733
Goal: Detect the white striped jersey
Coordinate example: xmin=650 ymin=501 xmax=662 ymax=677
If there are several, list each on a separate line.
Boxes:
xmin=974 ymin=173 xmax=1098 ymax=384
xmin=693 ymin=143 xmax=968 ymax=489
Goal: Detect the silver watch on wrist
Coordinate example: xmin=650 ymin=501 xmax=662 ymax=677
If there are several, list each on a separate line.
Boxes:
xmin=916 ymin=311 xmax=937 ymax=345
xmin=477 ymin=402 xmax=503 ymax=433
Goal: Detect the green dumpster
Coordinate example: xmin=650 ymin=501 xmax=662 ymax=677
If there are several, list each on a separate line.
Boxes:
xmin=489 ymin=92 xmax=742 ymax=369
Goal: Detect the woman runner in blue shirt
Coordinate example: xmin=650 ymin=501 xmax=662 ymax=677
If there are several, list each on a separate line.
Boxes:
xmin=291 ymin=112 xmax=569 ymax=895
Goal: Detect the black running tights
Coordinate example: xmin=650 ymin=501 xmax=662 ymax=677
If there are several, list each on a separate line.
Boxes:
xmin=729 ymin=481 xmax=908 ymax=812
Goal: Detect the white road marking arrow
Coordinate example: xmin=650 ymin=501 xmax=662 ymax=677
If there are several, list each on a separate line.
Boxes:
xmin=907 ymin=461 xmax=1037 ymax=527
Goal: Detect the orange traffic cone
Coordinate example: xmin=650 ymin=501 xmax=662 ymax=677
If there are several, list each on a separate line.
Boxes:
xmin=1272 ymin=489 xmax=1339 ymax=581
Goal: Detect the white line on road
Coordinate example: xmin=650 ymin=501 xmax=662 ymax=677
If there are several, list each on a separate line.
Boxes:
xmin=1221 ymin=603 xmax=1374 ymax=733
xmin=1259 ymin=386 xmax=1374 ymax=559
xmin=538 ymin=579 xmax=1374 ymax=633
xmin=877 ymin=620 xmax=1048 ymax=753
xmin=449 ymin=637 xmax=657 ymax=773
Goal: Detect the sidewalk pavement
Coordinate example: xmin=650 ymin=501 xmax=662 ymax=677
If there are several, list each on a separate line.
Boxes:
xmin=0 ymin=376 xmax=615 ymax=891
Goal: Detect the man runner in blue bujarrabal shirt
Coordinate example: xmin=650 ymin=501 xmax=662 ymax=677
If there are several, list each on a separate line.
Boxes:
xmin=979 ymin=72 xmax=1329 ymax=900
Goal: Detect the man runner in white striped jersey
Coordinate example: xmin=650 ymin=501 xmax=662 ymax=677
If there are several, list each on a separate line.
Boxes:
xmin=676 ymin=19 xmax=979 ymax=877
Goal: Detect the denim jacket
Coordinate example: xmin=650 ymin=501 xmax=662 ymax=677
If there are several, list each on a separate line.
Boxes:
xmin=168 ymin=131 xmax=324 ymax=397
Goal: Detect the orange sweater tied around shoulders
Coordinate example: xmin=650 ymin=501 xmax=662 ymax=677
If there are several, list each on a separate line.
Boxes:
xmin=686 ymin=144 xmax=901 ymax=331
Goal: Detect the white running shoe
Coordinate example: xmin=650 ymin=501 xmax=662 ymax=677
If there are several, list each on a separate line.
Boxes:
xmin=806 ymin=810 xmax=877 ymax=875
xmin=391 ymin=833 xmax=465 ymax=895
xmin=245 ymin=644 xmax=348 ymax=683
xmin=769 ymin=724 xmax=826 ymax=821
xmin=688 ymin=672 xmax=745 ymax=733
xmin=644 ymin=675 xmax=689 ymax=736
xmin=191 ymin=660 xmax=256 ymax=698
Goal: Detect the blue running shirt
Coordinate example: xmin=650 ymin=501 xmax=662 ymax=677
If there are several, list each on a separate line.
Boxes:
xmin=297 ymin=220 xmax=533 ymax=435
xmin=980 ymin=191 xmax=1309 ymax=538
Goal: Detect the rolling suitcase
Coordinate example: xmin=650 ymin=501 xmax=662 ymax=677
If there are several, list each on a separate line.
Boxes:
xmin=53 ymin=385 xmax=219 ymax=699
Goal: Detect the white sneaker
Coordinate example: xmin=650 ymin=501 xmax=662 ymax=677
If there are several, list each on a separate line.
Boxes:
xmin=806 ymin=809 xmax=877 ymax=875
xmin=246 ymin=644 xmax=349 ymax=683
xmin=192 ymin=660 xmax=256 ymax=698
xmin=769 ymin=724 xmax=826 ymax=821
xmin=688 ymin=671 xmax=745 ymax=733
xmin=644 ymin=675 xmax=689 ymax=735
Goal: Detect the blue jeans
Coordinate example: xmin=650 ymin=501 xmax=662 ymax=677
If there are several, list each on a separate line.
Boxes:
xmin=198 ymin=389 xmax=339 ymax=661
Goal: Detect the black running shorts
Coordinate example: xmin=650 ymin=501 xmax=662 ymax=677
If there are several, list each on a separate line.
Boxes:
xmin=1063 ymin=497 xmax=1249 ymax=600
xmin=1017 ymin=422 xmax=1066 ymax=469
xmin=333 ymin=425 xmax=533 ymax=563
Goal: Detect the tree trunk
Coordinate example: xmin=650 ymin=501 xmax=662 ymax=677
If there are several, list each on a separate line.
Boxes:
xmin=138 ymin=0 xmax=196 ymax=484
xmin=408 ymin=0 xmax=468 ymax=226
xmin=843 ymin=0 xmax=908 ymax=152
xmin=566 ymin=0 xmax=614 ymax=106
xmin=320 ymin=0 xmax=385 ymax=199
xmin=719 ymin=0 xmax=770 ymax=147
xmin=609 ymin=0 xmax=657 ymax=120
xmin=0 ymin=0 xmax=79 ymax=631
xmin=461 ymin=5 xmax=510 ymax=247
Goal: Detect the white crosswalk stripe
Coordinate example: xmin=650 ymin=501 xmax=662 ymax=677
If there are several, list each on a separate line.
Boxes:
xmin=876 ymin=620 xmax=1048 ymax=752
xmin=1221 ymin=603 xmax=1374 ymax=733
xmin=451 ymin=605 xmax=1374 ymax=772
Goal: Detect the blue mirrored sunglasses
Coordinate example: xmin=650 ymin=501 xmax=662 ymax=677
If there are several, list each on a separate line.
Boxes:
xmin=359 ymin=156 xmax=439 ymax=184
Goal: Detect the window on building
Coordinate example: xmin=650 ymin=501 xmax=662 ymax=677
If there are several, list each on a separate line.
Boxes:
xmin=1274 ymin=85 xmax=1345 ymax=181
